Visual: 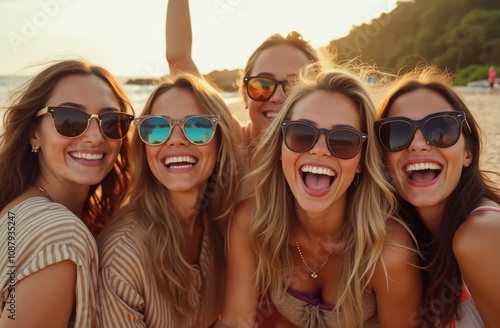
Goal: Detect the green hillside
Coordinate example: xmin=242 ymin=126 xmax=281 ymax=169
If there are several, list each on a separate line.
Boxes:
xmin=326 ymin=0 xmax=500 ymax=85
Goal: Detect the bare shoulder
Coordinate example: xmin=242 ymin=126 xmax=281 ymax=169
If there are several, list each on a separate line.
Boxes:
xmin=453 ymin=202 xmax=500 ymax=262
xmin=231 ymin=198 xmax=255 ymax=232
xmin=375 ymin=219 xmax=418 ymax=277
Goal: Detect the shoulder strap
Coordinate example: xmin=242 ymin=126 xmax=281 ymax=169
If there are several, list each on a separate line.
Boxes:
xmin=470 ymin=206 xmax=500 ymax=214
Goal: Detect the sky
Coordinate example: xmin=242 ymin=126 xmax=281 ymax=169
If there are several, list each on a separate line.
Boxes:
xmin=0 ymin=0 xmax=400 ymax=78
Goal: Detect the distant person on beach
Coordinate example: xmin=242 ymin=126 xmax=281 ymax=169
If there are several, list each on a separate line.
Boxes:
xmin=0 ymin=60 xmax=134 ymax=327
xmin=376 ymin=65 xmax=500 ymax=327
xmin=488 ymin=66 xmax=496 ymax=94
xmin=165 ymin=0 xmax=319 ymax=154
xmin=215 ymin=65 xmax=422 ymax=328
xmin=97 ymin=73 xmax=244 ymax=327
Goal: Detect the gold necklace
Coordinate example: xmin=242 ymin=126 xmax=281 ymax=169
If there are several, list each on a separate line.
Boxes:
xmin=34 ymin=185 xmax=52 ymax=201
xmin=295 ymin=222 xmax=346 ymax=279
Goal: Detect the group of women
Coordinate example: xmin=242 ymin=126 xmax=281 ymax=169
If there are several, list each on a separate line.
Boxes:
xmin=0 ymin=1 xmax=499 ymax=327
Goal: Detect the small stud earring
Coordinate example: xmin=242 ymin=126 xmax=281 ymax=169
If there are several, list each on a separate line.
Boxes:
xmin=426 ymin=140 xmax=430 ymax=145
xmin=31 ymin=144 xmax=39 ymax=153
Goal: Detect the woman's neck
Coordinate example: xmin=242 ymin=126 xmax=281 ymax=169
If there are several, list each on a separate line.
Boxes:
xmin=35 ymin=178 xmax=89 ymax=218
xmin=415 ymin=204 xmax=445 ymax=236
xmin=167 ymin=189 xmax=205 ymax=236
xmin=294 ymin=202 xmax=347 ymax=241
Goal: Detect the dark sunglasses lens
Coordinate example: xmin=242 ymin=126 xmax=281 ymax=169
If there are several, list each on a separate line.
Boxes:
xmin=139 ymin=117 xmax=170 ymax=145
xmin=101 ymin=113 xmax=131 ymax=139
xmin=425 ymin=116 xmax=461 ymax=147
xmin=53 ymin=108 xmax=88 ymax=137
xmin=379 ymin=121 xmax=413 ymax=151
xmin=285 ymin=123 xmax=316 ymax=152
xmin=328 ymin=130 xmax=362 ymax=159
xmin=184 ymin=117 xmax=215 ymax=144
xmin=247 ymin=77 xmax=276 ymax=101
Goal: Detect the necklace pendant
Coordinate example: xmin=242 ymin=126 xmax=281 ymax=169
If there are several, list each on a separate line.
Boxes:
xmin=311 ymin=271 xmax=318 ymax=279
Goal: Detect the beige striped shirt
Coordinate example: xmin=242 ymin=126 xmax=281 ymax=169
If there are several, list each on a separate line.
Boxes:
xmin=0 ymin=197 xmax=98 ymax=327
xmin=97 ymin=214 xmax=224 ymax=327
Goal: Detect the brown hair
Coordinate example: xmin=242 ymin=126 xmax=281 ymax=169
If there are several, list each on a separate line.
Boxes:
xmin=0 ymin=59 xmax=133 ymax=236
xmin=377 ymin=65 xmax=500 ymax=326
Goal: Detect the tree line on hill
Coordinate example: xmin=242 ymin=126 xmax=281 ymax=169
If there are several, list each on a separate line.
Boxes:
xmin=327 ymin=0 xmax=500 ymax=85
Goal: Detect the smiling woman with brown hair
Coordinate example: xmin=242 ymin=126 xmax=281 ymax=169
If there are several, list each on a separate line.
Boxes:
xmin=0 ymin=59 xmax=134 ymax=327
xmin=376 ymin=65 xmax=500 ymax=327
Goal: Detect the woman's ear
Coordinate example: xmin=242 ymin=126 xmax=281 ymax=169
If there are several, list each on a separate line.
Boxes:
xmin=29 ymin=124 xmax=40 ymax=150
xmin=463 ymin=148 xmax=473 ymax=168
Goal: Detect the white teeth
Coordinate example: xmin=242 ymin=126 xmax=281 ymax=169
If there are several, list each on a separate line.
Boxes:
xmin=164 ymin=156 xmax=196 ymax=165
xmin=265 ymin=111 xmax=278 ymax=118
xmin=70 ymin=152 xmax=103 ymax=160
xmin=170 ymin=164 xmax=193 ymax=169
xmin=301 ymin=165 xmax=335 ymax=176
xmin=406 ymin=162 xmax=441 ymax=173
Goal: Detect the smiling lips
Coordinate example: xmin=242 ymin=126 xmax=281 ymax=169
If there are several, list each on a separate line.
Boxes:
xmin=301 ymin=165 xmax=335 ymax=191
xmin=164 ymin=155 xmax=197 ymax=169
xmin=264 ymin=110 xmax=279 ymax=119
xmin=69 ymin=151 xmax=104 ymax=160
xmin=405 ymin=162 xmax=442 ymax=182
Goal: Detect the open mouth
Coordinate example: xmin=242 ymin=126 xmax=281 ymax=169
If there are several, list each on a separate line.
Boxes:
xmin=405 ymin=162 xmax=442 ymax=182
xmin=300 ymin=165 xmax=336 ymax=191
xmin=69 ymin=152 xmax=104 ymax=161
xmin=164 ymin=156 xmax=197 ymax=169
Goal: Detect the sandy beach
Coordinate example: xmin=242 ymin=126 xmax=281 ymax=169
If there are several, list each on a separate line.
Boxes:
xmin=228 ymin=88 xmax=500 ymax=183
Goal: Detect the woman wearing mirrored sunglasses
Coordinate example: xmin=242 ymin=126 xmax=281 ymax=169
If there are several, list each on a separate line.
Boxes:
xmin=166 ymin=0 xmax=318 ymax=155
xmin=214 ymin=65 xmax=422 ymax=328
xmin=97 ymin=73 xmax=244 ymax=327
xmin=0 ymin=59 xmax=133 ymax=327
xmin=376 ymin=65 xmax=500 ymax=328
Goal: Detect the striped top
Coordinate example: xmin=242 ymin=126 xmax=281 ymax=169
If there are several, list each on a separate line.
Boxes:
xmin=449 ymin=283 xmax=484 ymax=328
xmin=0 ymin=197 xmax=98 ymax=327
xmin=97 ymin=214 xmax=224 ymax=327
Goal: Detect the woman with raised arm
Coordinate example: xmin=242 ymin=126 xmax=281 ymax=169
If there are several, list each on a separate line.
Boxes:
xmin=166 ymin=0 xmax=318 ymax=152
xmin=98 ymin=73 xmax=244 ymax=327
xmin=0 ymin=59 xmax=134 ymax=327
xmin=375 ymin=65 xmax=500 ymax=327
xmin=216 ymin=64 xmax=422 ymax=328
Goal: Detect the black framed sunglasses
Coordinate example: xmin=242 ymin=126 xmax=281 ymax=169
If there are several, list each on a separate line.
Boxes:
xmin=281 ymin=120 xmax=367 ymax=159
xmin=134 ymin=115 xmax=219 ymax=146
xmin=375 ymin=111 xmax=469 ymax=152
xmin=36 ymin=106 xmax=134 ymax=140
xmin=243 ymin=76 xmax=294 ymax=101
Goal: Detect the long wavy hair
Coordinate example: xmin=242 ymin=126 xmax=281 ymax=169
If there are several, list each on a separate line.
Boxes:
xmin=0 ymin=59 xmax=133 ymax=236
xmin=110 ymin=73 xmax=243 ymax=323
xmin=249 ymin=64 xmax=399 ymax=327
xmin=376 ymin=65 xmax=500 ymax=327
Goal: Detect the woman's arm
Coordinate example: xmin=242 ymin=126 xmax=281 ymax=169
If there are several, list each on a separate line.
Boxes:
xmin=215 ymin=199 xmax=259 ymax=327
xmin=165 ymin=0 xmax=199 ymax=75
xmin=0 ymin=261 xmax=76 ymax=328
xmin=371 ymin=220 xmax=423 ymax=328
xmin=453 ymin=207 xmax=500 ymax=327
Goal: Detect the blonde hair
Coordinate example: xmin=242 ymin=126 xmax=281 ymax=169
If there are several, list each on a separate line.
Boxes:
xmin=249 ymin=63 xmax=397 ymax=327
xmin=108 ymin=73 xmax=243 ymax=323
xmin=0 ymin=59 xmax=133 ymax=236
